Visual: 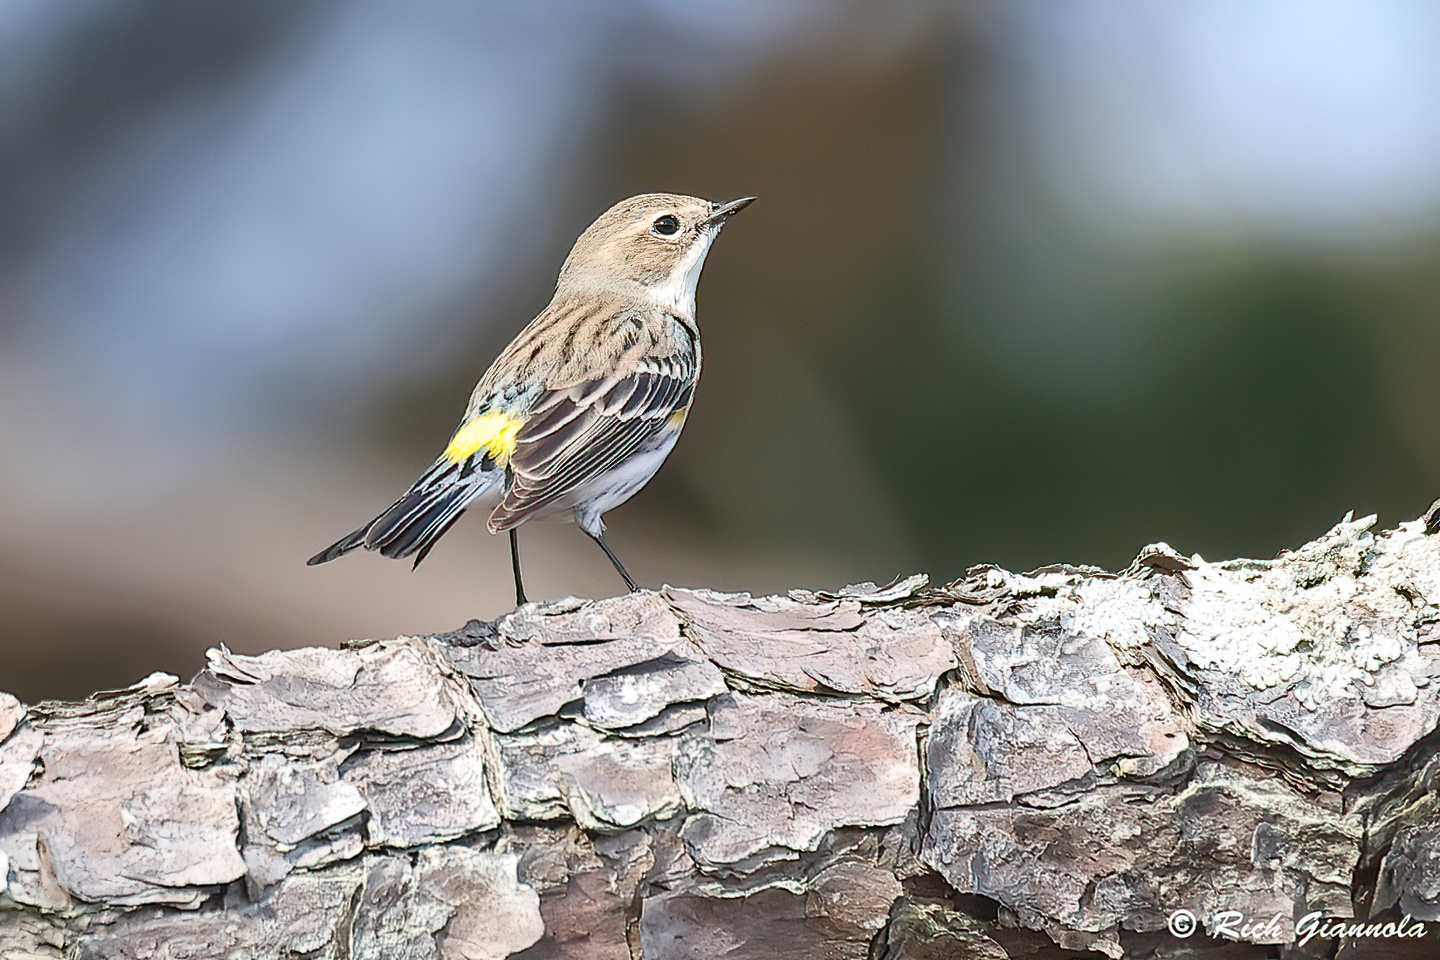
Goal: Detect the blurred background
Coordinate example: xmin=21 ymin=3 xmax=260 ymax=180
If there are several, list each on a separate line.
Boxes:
xmin=3 ymin=0 xmax=1439 ymax=701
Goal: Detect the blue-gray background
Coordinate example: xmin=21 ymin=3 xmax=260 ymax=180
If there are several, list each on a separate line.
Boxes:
xmin=4 ymin=0 xmax=1439 ymax=700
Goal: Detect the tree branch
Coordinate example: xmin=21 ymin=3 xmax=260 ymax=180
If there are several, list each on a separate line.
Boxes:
xmin=3 ymin=512 xmax=1440 ymax=958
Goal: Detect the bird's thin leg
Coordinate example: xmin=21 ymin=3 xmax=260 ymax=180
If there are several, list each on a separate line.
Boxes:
xmin=587 ymin=531 xmax=638 ymax=592
xmin=510 ymin=528 xmax=528 ymax=606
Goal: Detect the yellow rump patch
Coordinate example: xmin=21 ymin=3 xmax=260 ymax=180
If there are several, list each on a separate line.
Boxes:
xmin=445 ymin=412 xmax=522 ymax=465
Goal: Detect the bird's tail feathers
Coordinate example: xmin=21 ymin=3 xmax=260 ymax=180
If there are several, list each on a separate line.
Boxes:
xmin=306 ymin=524 xmax=370 ymax=565
xmin=308 ymin=456 xmax=500 ymax=568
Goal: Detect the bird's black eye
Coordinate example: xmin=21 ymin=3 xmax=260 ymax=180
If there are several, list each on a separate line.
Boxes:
xmin=652 ymin=214 xmax=680 ymax=236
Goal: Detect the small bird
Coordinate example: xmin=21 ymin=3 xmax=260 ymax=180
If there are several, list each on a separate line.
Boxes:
xmin=308 ymin=193 xmax=753 ymax=605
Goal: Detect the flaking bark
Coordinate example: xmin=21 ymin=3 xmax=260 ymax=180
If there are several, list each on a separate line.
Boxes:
xmin=3 ymin=512 xmax=1440 ymax=958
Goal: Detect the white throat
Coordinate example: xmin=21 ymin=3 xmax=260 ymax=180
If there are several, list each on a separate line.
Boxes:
xmin=650 ymin=228 xmax=719 ymax=318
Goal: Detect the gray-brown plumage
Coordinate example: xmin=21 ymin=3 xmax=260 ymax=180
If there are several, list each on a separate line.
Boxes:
xmin=308 ymin=193 xmax=753 ymax=605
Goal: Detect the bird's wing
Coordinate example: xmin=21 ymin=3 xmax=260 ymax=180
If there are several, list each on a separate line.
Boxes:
xmin=487 ymin=353 xmax=695 ymax=531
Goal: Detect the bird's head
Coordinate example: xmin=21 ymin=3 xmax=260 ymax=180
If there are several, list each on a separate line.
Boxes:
xmin=557 ymin=193 xmax=754 ymax=316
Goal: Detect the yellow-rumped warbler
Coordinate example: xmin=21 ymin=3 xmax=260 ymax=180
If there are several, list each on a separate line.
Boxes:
xmin=308 ymin=193 xmax=753 ymax=605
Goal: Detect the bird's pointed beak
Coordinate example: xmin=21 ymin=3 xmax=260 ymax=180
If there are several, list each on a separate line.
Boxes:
xmin=703 ymin=196 xmax=756 ymax=227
